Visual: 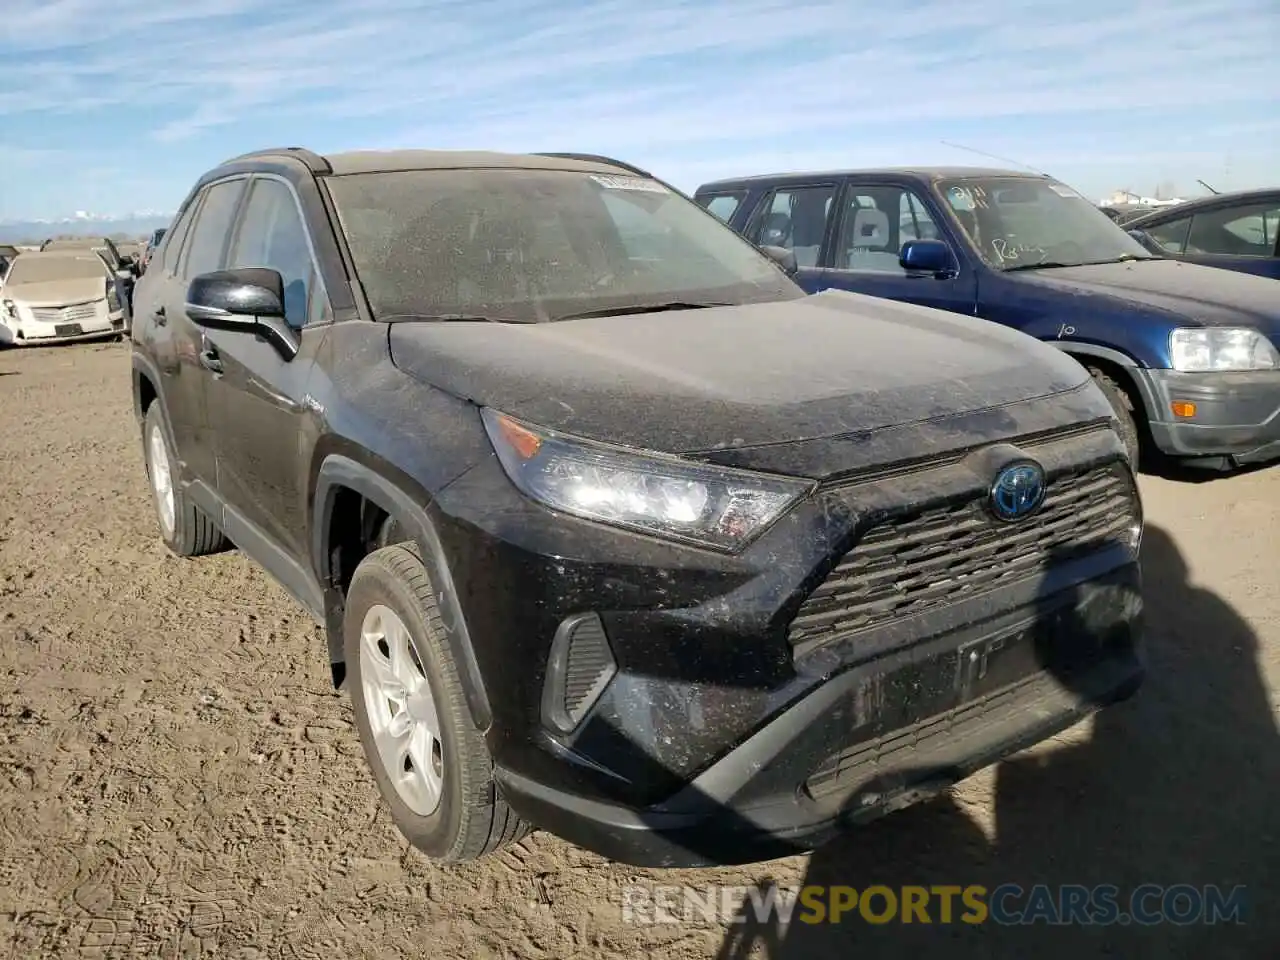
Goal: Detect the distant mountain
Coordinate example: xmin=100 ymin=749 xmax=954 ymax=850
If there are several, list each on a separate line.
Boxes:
xmin=0 ymin=213 xmax=175 ymax=245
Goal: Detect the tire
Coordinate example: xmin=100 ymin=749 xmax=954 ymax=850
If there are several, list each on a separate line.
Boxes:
xmin=142 ymin=403 xmax=228 ymax=557
xmin=343 ymin=543 xmax=530 ymax=861
xmin=375 ymin=514 xmax=407 ymax=549
xmin=1087 ymin=366 xmax=1141 ymax=467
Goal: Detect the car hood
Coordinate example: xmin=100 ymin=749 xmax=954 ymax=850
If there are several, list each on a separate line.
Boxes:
xmin=388 ymin=289 xmax=1091 ymax=461
xmin=5 ymin=277 xmax=106 ymax=307
xmin=1016 ymin=259 xmax=1280 ymax=336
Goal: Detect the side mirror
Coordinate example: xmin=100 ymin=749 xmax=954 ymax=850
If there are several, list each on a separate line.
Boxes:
xmin=899 ymin=238 xmax=954 ymax=276
xmin=185 ymin=267 xmax=298 ymax=361
xmin=759 ymin=244 xmax=799 ymax=276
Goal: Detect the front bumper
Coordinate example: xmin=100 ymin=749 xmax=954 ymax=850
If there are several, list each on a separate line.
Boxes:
xmin=497 ymin=571 xmax=1143 ymax=867
xmin=13 ymin=309 xmax=122 ymax=345
xmin=432 ymin=417 xmax=1143 ymax=865
xmin=1140 ymin=368 xmax=1280 ymax=465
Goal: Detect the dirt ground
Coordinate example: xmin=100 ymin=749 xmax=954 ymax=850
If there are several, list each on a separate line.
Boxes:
xmin=0 ymin=341 xmax=1276 ymax=960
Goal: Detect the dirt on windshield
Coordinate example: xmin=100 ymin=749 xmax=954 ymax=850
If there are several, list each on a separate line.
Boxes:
xmin=1 ymin=341 xmax=1276 ymax=959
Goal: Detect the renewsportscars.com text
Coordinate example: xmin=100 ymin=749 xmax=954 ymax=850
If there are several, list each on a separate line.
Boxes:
xmin=620 ymin=883 xmax=1249 ymax=927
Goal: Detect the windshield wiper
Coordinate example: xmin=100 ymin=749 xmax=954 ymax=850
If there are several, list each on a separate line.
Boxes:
xmin=1004 ymin=253 xmax=1163 ymax=273
xmin=1001 ymin=261 xmax=1080 ymax=273
xmin=381 ymin=312 xmax=532 ymax=323
xmin=552 ymin=301 xmax=733 ymax=322
xmin=1080 ymin=254 xmax=1163 ymax=264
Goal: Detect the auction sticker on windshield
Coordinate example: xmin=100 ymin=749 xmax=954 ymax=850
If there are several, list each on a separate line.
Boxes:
xmin=1048 ymin=183 xmax=1086 ymax=199
xmin=591 ymin=174 xmax=669 ymax=193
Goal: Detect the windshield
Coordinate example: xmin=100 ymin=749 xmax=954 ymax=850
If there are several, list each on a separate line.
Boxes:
xmin=4 ymin=254 xmax=108 ymax=285
xmin=325 ymin=168 xmax=802 ymax=322
xmin=935 ymin=177 xmax=1157 ymax=270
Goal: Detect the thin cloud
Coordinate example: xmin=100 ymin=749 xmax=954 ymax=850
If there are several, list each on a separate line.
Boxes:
xmin=0 ymin=0 xmax=1276 ymax=217
xmin=5 ymin=0 xmax=1273 ymax=129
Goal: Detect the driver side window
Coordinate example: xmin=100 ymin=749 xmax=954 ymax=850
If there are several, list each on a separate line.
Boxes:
xmin=227 ymin=178 xmax=319 ymax=329
xmin=1145 ymin=216 xmax=1192 ymax=255
xmin=833 ymin=187 xmax=936 ymax=274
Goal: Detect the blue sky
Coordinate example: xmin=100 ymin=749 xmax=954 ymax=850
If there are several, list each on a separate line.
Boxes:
xmin=1 ymin=0 xmax=1277 ymax=221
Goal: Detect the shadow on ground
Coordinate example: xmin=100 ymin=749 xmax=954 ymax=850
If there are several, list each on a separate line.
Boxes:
xmin=712 ymin=523 xmax=1277 ymax=959
xmin=1139 ymin=450 xmax=1273 ymax=485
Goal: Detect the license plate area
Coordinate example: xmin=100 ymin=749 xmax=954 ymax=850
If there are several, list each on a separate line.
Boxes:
xmin=55 ymin=323 xmax=83 ymax=336
xmin=841 ymin=620 xmax=1046 ymax=739
xmin=954 ymin=623 xmax=1044 ymax=702
xmin=805 ymin=578 xmax=1140 ymax=805
xmin=832 ymin=580 xmax=1134 ymax=744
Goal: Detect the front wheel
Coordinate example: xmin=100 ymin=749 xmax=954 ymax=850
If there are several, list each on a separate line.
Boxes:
xmin=142 ymin=403 xmax=227 ymax=556
xmin=343 ymin=543 xmax=530 ymax=861
xmin=1087 ymin=366 xmax=1142 ymax=468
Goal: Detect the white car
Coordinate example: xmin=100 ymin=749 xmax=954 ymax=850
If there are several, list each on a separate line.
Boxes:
xmin=0 ymin=250 xmax=126 ymax=346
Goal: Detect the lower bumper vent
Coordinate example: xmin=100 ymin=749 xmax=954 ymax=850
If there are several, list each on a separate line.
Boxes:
xmin=541 ymin=612 xmax=617 ymax=734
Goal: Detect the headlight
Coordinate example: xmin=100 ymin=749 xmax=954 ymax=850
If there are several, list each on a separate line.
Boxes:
xmin=107 ymin=287 xmax=121 ymax=311
xmin=481 ymin=409 xmax=814 ymax=552
xmin=2 ymin=299 xmax=16 ymax=319
xmin=1170 ymin=327 xmax=1278 ymax=372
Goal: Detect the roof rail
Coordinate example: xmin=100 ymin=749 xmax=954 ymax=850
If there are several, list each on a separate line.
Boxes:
xmin=534 ymin=152 xmax=653 ymax=178
xmin=218 ymin=146 xmax=332 ymax=174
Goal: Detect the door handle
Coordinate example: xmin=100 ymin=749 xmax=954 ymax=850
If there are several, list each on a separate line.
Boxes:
xmin=198 ymin=348 xmax=223 ymax=374
xmin=154 ymin=305 xmax=167 ymax=326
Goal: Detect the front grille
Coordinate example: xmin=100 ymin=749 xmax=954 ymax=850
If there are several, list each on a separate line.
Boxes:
xmin=787 ymin=463 xmax=1136 ymax=649
xmin=31 ymin=301 xmax=100 ymax=324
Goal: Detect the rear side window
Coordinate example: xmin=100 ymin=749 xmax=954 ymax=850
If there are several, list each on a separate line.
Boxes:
xmin=748 ymin=185 xmax=836 ymax=267
xmin=182 ymin=179 xmax=247 ymax=279
xmin=1186 ymin=201 xmax=1280 ymax=256
xmin=698 ymin=192 xmax=745 ymax=223
xmin=160 ymin=199 xmax=199 ymax=274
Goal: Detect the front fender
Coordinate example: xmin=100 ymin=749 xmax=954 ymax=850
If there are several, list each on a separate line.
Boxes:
xmin=1049 ymin=340 xmax=1161 ymax=423
xmin=312 ymin=453 xmax=492 ymax=731
xmin=130 ymin=350 xmax=184 ymax=456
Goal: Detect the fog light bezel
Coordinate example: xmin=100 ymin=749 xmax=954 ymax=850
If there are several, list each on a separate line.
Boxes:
xmin=540 ymin=611 xmax=618 ymax=736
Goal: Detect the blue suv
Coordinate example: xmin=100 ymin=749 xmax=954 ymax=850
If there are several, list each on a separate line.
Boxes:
xmin=695 ymin=167 xmax=1280 ymax=471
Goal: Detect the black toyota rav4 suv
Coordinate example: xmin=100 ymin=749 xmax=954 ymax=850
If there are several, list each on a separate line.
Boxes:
xmin=129 ymin=146 xmax=1145 ymax=867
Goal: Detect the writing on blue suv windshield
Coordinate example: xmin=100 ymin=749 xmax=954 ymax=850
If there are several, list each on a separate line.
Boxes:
xmin=938 ymin=177 xmax=1159 ymax=271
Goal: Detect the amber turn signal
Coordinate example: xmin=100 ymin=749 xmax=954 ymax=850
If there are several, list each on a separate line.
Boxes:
xmin=495 ymin=414 xmax=543 ymax=460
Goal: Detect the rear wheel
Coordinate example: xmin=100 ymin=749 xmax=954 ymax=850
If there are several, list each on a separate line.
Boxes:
xmin=142 ymin=403 xmax=227 ymax=556
xmin=1087 ymin=366 xmax=1142 ymax=468
xmin=343 ymin=543 xmax=530 ymax=861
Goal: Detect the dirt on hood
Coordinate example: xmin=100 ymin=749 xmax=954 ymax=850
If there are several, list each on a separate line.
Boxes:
xmin=5 ymin=276 xmax=106 ymax=307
